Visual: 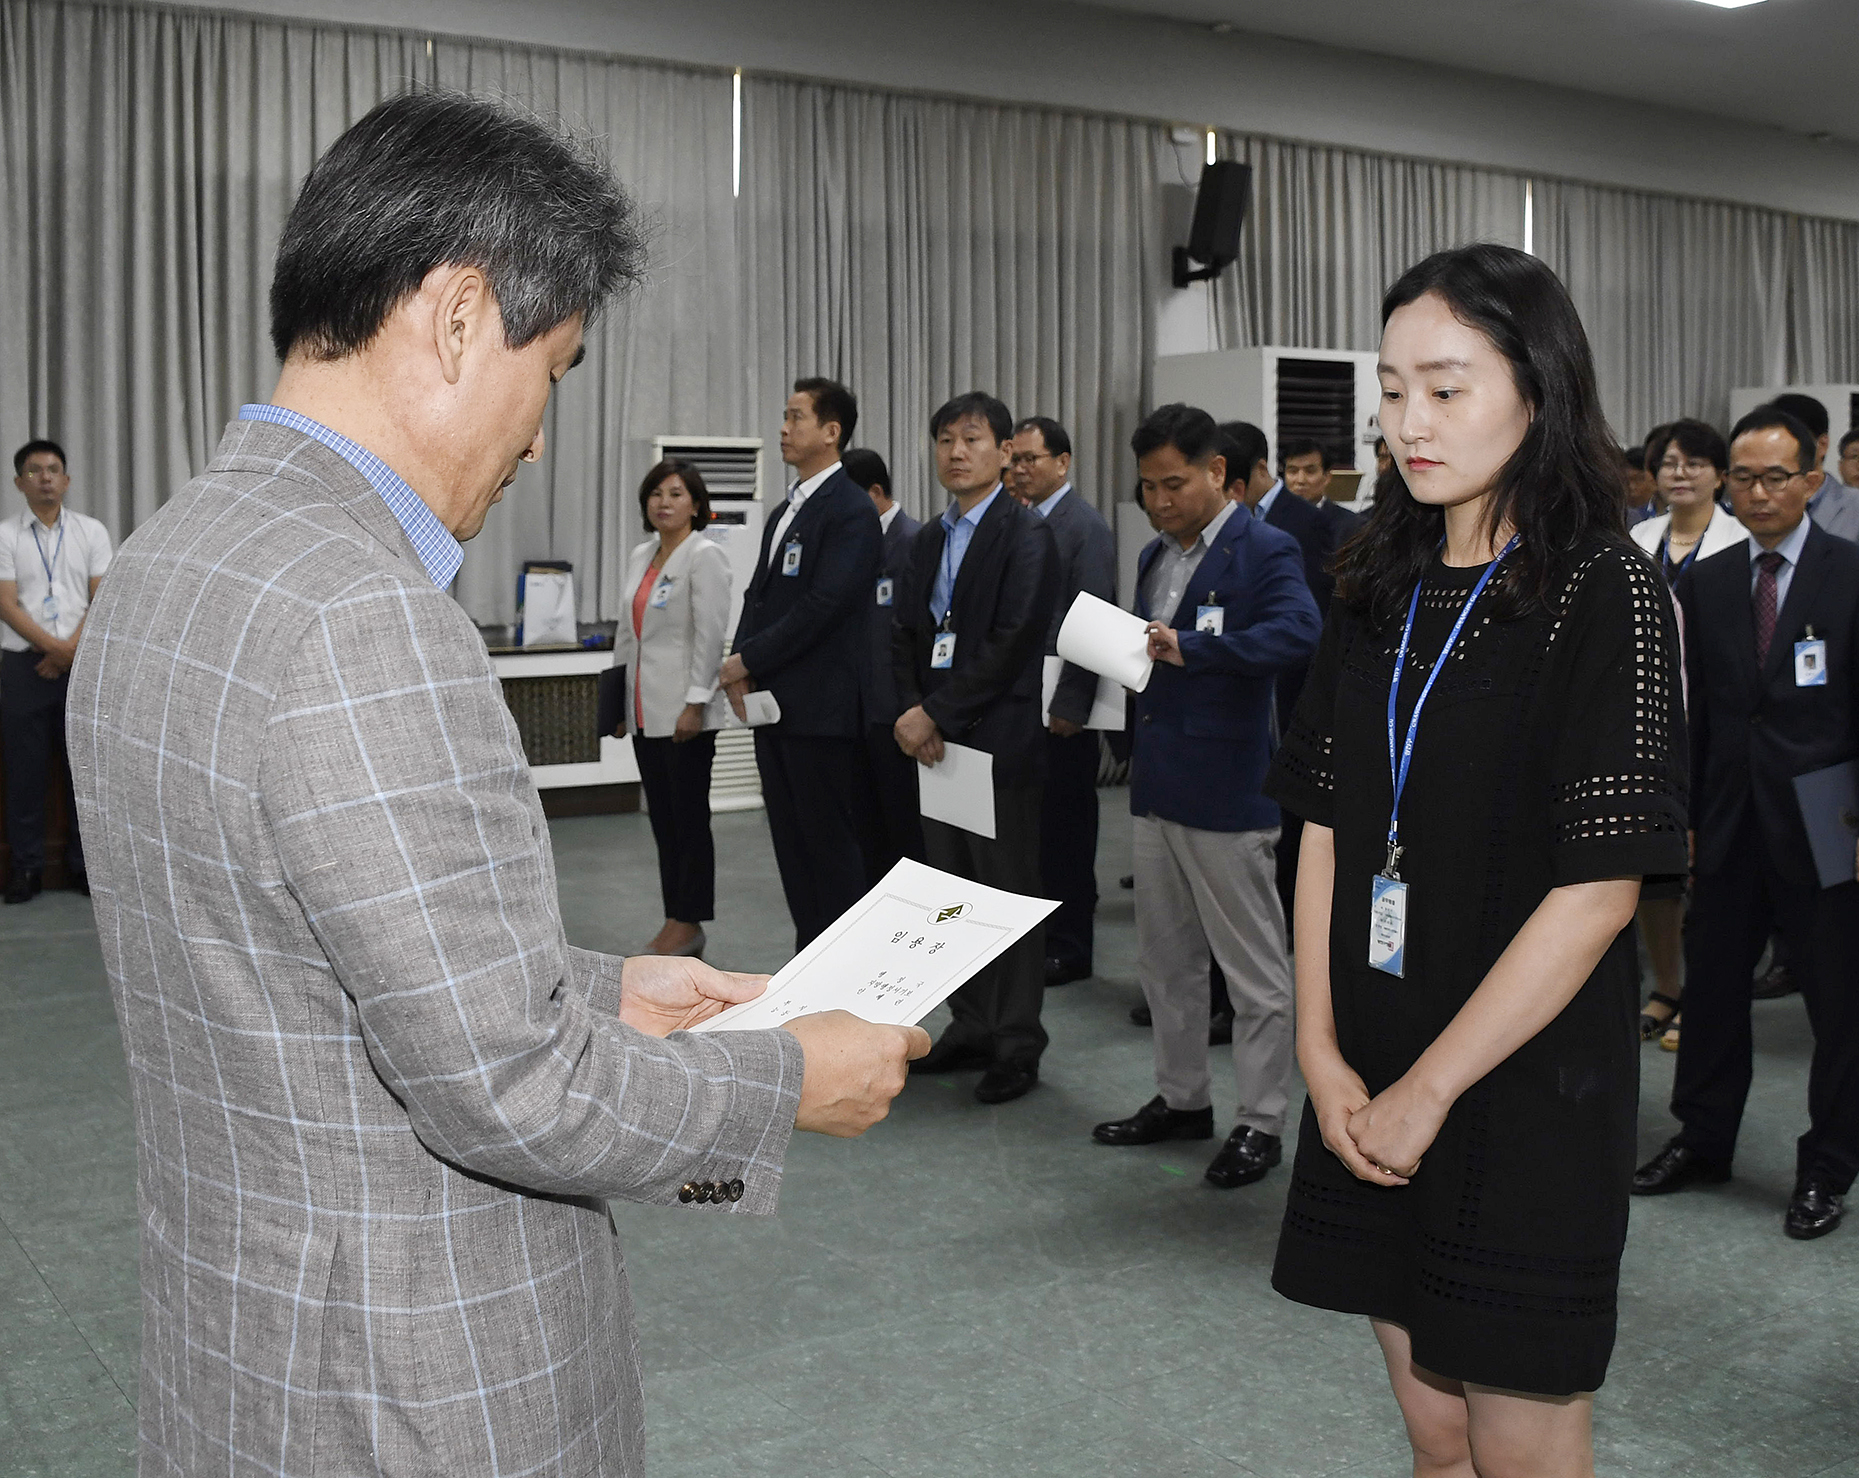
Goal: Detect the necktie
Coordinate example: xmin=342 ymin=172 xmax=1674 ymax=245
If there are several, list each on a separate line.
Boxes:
xmin=1753 ymin=550 xmax=1784 ymax=664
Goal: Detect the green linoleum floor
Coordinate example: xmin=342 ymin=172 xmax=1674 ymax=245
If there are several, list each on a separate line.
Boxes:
xmin=3 ymin=794 xmax=1854 ymax=1477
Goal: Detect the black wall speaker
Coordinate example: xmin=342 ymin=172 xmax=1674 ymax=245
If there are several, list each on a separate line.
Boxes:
xmin=1174 ymin=160 xmax=1253 ymax=288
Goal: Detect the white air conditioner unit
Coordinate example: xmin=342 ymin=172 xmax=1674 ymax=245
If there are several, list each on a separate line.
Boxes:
xmin=1727 ymin=385 xmax=1858 ymax=475
xmin=1153 ymin=347 xmax=1383 ymax=506
xmin=653 ymin=435 xmax=767 ymax=813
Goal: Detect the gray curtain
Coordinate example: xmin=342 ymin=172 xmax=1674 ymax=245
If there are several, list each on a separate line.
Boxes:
xmin=7 ymin=0 xmax=1859 ymax=621
xmin=1532 ymin=178 xmax=1793 ymax=441
xmin=0 ymin=0 xmax=739 ymax=625
xmin=1787 ymin=215 xmax=1859 ymax=390
xmin=1209 ymin=132 xmax=1528 ymax=355
xmin=740 ymin=76 xmax=1166 ymax=522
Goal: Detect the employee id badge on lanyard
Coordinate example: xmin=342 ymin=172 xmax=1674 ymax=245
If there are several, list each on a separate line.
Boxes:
xmin=931 ymin=629 xmax=957 ymax=669
xmin=1372 ymin=535 xmax=1518 ymax=977
xmin=1796 ymin=627 xmax=1828 ymax=687
xmin=781 ymin=541 xmax=802 ymax=577
xmin=648 ymin=577 xmax=673 ymax=610
xmin=1195 ymin=596 xmax=1224 ymax=636
xmin=876 ymin=577 xmax=894 ymax=607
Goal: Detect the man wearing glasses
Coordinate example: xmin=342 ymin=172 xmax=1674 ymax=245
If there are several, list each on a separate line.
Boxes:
xmin=1634 ymin=405 xmax=1859 ymax=1243
xmin=1007 ymin=417 xmax=1115 ymax=988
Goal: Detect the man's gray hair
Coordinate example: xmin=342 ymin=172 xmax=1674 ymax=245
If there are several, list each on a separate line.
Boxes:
xmin=269 ymin=90 xmax=644 ymax=361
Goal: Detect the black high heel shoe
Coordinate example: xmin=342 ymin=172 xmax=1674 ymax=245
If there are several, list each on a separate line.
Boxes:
xmin=1639 ymin=991 xmax=1680 ymax=1042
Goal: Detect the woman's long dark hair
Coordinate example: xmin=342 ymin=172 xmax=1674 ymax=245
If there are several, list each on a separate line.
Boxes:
xmin=1333 ymin=244 xmax=1628 ymax=629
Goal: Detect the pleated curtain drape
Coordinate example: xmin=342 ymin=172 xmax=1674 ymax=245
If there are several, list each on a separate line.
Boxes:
xmin=739 ymin=77 xmax=1165 ymax=521
xmin=1208 ymin=132 xmax=1528 ymax=355
xmin=6 ymin=0 xmax=1859 ymax=626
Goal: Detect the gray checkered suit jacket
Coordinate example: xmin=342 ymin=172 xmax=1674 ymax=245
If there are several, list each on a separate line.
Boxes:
xmin=66 ymin=420 xmax=806 ymax=1477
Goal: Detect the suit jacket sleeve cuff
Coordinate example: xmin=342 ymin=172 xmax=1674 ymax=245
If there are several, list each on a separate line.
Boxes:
xmin=683 ymin=684 xmax=716 ymax=706
xmin=567 ymin=944 xmax=625 ymax=1018
xmin=646 ymin=1027 xmax=806 ymax=1215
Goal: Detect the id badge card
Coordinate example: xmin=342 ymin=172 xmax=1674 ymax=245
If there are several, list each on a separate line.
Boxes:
xmin=931 ymin=632 xmax=957 ymax=669
xmin=1795 ymin=638 xmax=1828 ymax=687
xmin=1368 ymin=875 xmax=1408 ymax=977
xmin=647 ymin=578 xmax=673 ymax=610
xmin=781 ymin=541 xmax=802 ymax=577
xmin=876 ymin=577 xmax=894 ymax=607
xmin=1195 ymin=604 xmax=1224 ymax=636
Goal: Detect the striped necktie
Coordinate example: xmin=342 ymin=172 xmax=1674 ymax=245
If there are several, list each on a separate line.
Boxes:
xmin=1752 ymin=550 xmax=1784 ymax=664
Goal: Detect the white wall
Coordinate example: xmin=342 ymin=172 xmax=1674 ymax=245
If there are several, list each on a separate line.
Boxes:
xmin=140 ymin=0 xmax=1859 ymax=222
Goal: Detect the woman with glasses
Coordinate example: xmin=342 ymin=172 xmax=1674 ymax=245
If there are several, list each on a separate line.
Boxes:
xmin=612 ymin=459 xmax=732 ymax=958
xmin=1265 ymin=244 xmax=1687 ymax=1475
xmin=1628 ymin=420 xmax=1740 ymax=1048
xmin=1631 ymin=419 xmax=1742 ymax=586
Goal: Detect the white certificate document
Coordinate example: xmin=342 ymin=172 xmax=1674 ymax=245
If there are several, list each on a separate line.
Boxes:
xmin=1041 ymin=655 xmax=1126 ymax=731
xmin=1055 ymin=591 xmax=1154 ymax=694
xmin=691 ymin=859 xmax=1059 ymax=1032
xmin=916 ymin=740 xmax=996 ymax=839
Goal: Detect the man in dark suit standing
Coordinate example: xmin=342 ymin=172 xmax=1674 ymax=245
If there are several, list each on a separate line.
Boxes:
xmin=1093 ymin=405 xmax=1320 ymax=1187
xmin=721 ymin=378 xmax=881 ymax=949
xmin=842 ymin=447 xmax=924 ymax=882
xmin=894 ymin=392 xmax=1060 ymax=1103
xmin=1221 ymin=422 xmax=1352 ymax=931
xmin=1634 ymin=407 xmax=1859 ymax=1242
xmin=1008 ymin=416 xmax=1116 ymax=987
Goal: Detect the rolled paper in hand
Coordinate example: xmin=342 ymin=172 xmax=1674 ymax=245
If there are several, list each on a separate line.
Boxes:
xmin=1055 ymin=591 xmax=1155 ymax=694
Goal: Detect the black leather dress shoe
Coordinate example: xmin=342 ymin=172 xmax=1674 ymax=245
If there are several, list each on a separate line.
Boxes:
xmin=909 ymin=1034 xmax=992 ymax=1074
xmin=1631 ymin=1139 xmax=1731 ymax=1195
xmin=1044 ymin=957 xmax=1091 ymax=988
xmin=975 ymin=1061 xmax=1038 ymax=1104
xmin=1752 ymin=963 xmax=1797 ymax=1000
xmin=1093 ymin=1095 xmax=1213 ymax=1146
xmin=1205 ymin=1126 xmax=1282 ymax=1188
xmin=1208 ymin=1009 xmax=1234 ymax=1046
xmin=1129 ymin=1001 xmax=1153 ymax=1027
xmin=1784 ymin=1182 xmax=1845 ymax=1241
xmin=4 ymin=868 xmax=42 ymax=906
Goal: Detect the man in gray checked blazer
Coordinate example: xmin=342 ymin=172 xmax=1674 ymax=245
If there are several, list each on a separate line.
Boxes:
xmin=66 ymin=92 xmax=923 ymax=1478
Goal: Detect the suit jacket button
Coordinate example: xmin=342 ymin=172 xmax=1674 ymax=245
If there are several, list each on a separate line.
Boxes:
xmin=728 ymin=1180 xmax=745 ymax=1202
xmin=695 ymin=1182 xmax=713 ymax=1203
xmin=678 ymin=1182 xmax=698 ymax=1204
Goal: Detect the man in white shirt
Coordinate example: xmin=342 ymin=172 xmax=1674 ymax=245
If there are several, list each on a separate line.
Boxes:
xmin=1 ymin=439 xmax=113 ymax=902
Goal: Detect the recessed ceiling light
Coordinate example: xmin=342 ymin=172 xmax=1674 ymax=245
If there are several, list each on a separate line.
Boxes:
xmin=1687 ymin=0 xmax=1767 ymax=9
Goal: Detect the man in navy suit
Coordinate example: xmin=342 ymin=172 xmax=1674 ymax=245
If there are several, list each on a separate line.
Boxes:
xmin=1634 ymin=407 xmax=1859 ymax=1241
xmin=1092 ymin=405 xmax=1320 ymax=1188
xmin=721 ymin=378 xmax=881 ymax=949
xmin=843 ymin=447 xmax=924 ymax=882
xmin=1008 ymin=416 xmax=1117 ymax=987
xmin=894 ymin=392 xmax=1060 ymax=1104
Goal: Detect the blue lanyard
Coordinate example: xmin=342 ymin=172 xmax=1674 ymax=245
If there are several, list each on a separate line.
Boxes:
xmin=1383 ymin=536 xmax=1518 ymax=878
xmin=30 ymin=516 xmax=64 ymax=587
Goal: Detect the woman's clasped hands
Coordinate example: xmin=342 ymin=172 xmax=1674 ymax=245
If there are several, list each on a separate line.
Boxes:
xmin=1305 ymin=1054 xmax=1449 ymax=1187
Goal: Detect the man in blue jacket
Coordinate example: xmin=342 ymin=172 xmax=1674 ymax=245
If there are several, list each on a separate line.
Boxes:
xmin=721 ymin=379 xmax=881 ymax=949
xmin=1092 ymin=404 xmax=1320 ymax=1189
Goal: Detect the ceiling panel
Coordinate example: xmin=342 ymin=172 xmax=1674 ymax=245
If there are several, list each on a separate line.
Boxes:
xmin=1073 ymin=0 xmax=1859 ymax=143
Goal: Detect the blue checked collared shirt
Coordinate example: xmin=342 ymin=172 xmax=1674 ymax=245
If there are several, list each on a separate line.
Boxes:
xmin=238 ymin=404 xmax=463 ymax=590
xmin=929 ymin=484 xmax=1002 ymax=626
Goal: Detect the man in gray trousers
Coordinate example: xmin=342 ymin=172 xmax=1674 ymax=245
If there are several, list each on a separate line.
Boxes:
xmin=66 ymin=92 xmax=925 ymax=1478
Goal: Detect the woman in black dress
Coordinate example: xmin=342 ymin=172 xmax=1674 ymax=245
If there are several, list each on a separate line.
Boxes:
xmin=1265 ymin=244 xmax=1687 ymax=1475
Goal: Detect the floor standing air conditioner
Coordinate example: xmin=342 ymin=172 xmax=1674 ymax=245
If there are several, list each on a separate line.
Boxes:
xmin=653 ymin=435 xmax=767 ymax=813
xmin=1153 ymin=347 xmax=1383 ymax=503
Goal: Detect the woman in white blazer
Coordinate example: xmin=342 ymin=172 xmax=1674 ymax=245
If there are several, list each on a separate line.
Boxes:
xmin=1631 ymin=418 xmax=1742 ymax=585
xmin=1630 ymin=418 xmax=1738 ymax=1052
xmin=612 ymin=460 xmax=733 ymax=958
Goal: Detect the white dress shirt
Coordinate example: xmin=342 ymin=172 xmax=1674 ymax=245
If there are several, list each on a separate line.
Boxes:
xmin=768 ymin=460 xmax=842 ymax=554
xmin=879 ymin=503 xmax=900 ymax=535
xmin=0 ymin=507 xmax=114 ymax=652
xmin=1253 ymin=479 xmax=1284 ymax=520
xmin=1033 ymin=482 xmax=1072 ymax=517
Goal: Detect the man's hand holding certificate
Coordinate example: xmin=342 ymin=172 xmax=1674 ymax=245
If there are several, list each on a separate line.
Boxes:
xmin=693 ymin=859 xmax=1059 ymax=1033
